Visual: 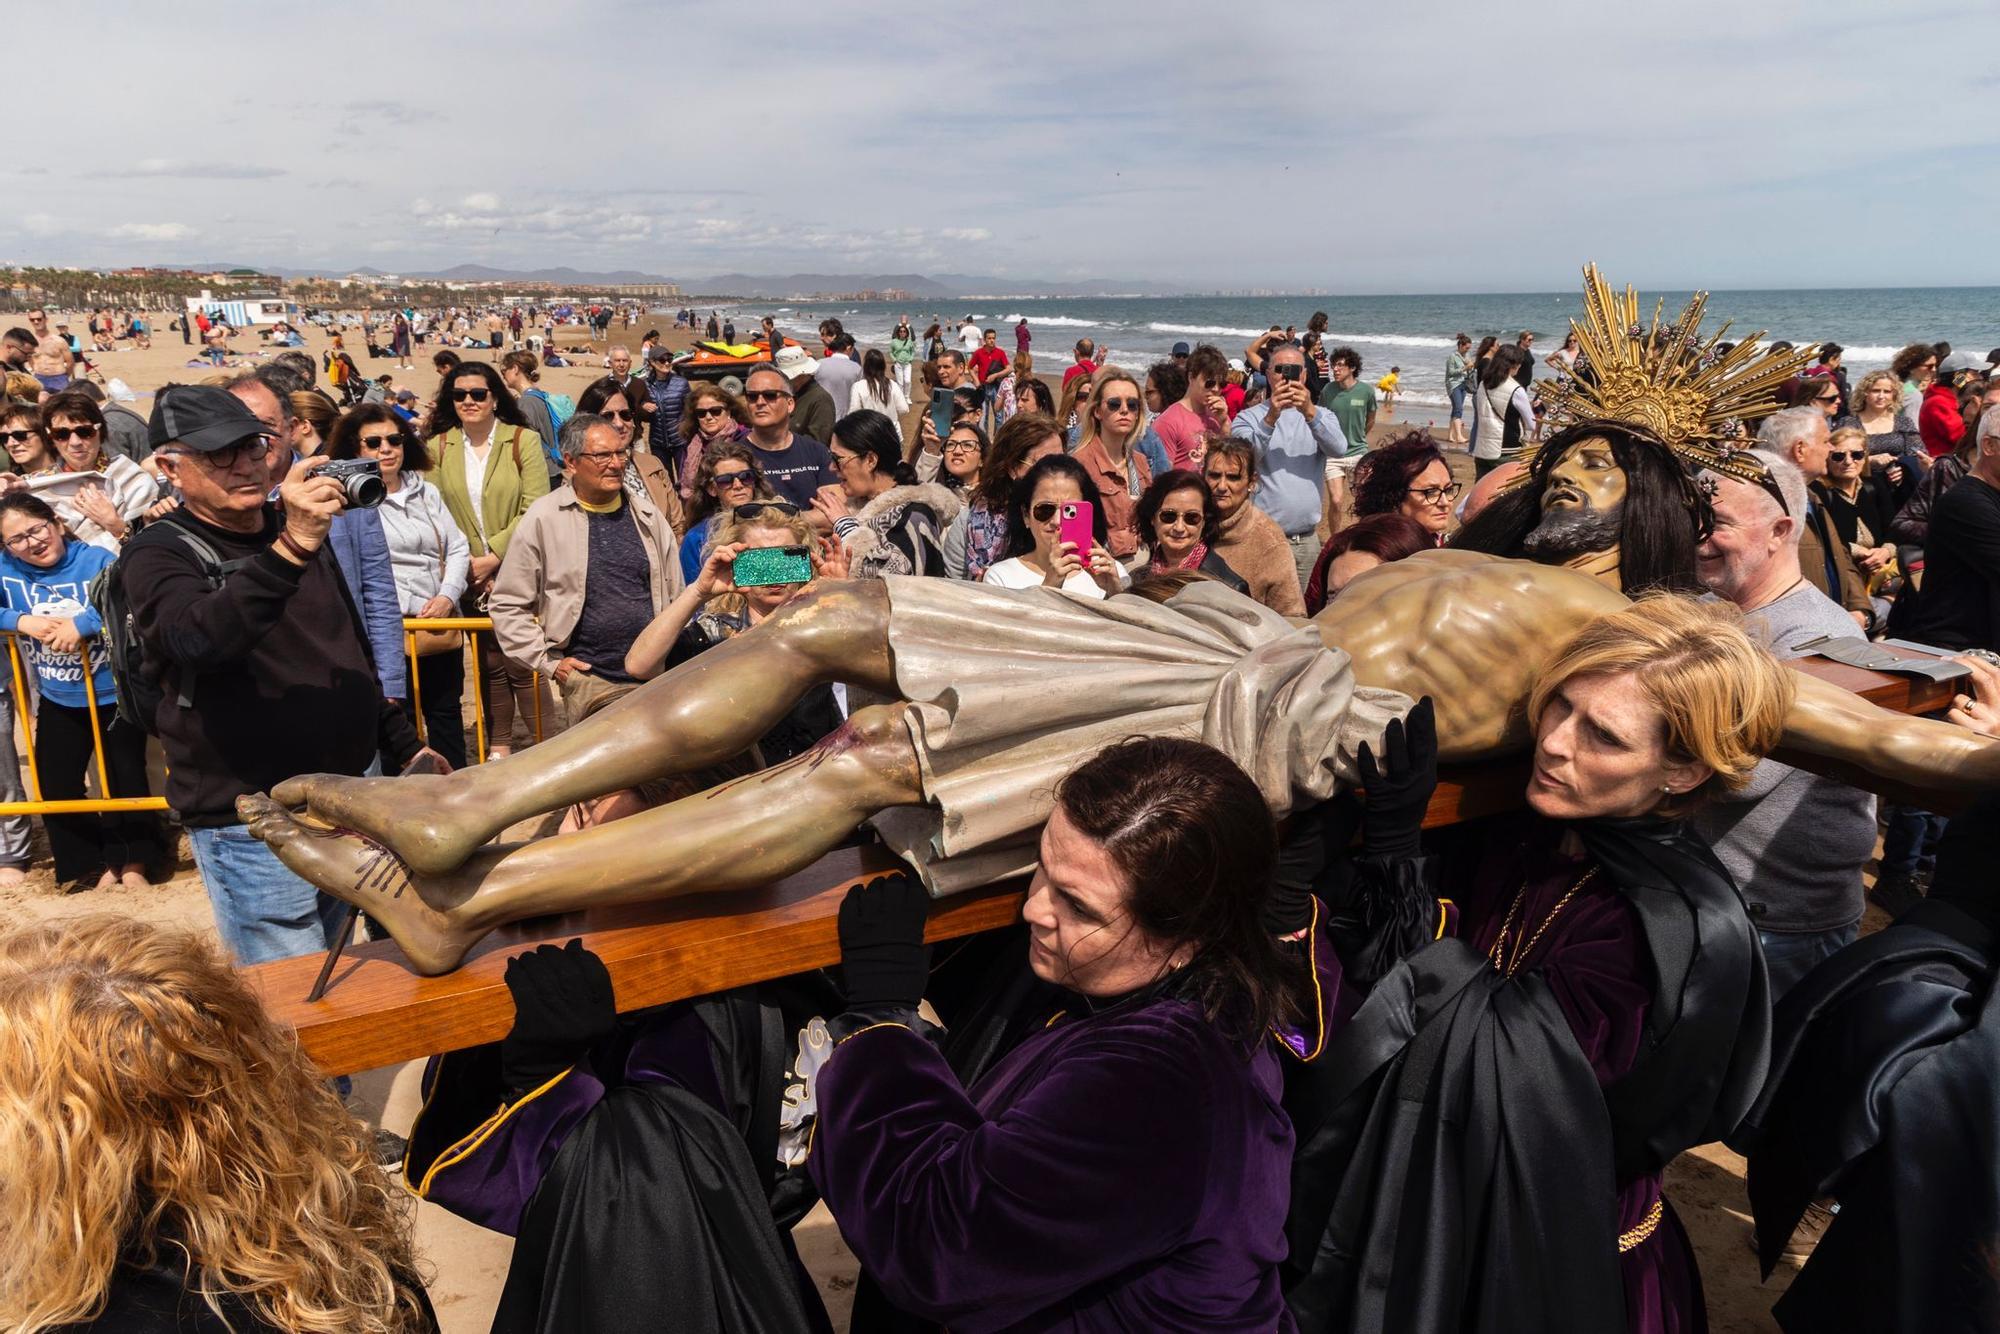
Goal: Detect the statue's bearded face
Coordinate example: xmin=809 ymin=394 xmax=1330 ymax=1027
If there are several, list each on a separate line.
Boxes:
xmin=1523 ymin=436 xmax=1627 ymax=560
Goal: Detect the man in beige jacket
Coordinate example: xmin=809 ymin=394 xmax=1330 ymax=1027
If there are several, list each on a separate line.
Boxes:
xmin=491 ymin=413 xmax=684 ymax=726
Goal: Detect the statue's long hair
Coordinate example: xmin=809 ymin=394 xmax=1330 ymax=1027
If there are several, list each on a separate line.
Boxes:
xmin=1449 ymin=418 xmax=1709 ymax=594
xmin=0 ymin=916 xmax=430 ymax=1334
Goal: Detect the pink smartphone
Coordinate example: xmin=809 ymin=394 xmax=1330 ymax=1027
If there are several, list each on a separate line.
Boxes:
xmin=1058 ymin=500 xmax=1095 ymax=559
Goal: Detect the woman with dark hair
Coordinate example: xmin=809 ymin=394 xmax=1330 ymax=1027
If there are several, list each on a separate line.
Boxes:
xmin=35 ymin=390 xmax=156 ymax=547
xmin=330 ymin=405 xmax=472 ymax=768
xmin=576 ymin=375 xmax=682 ymax=526
xmin=676 ymin=440 xmax=779 ymax=585
xmin=1200 ymin=435 xmax=1305 ymax=614
xmin=923 ymin=322 xmax=945 ymax=363
xmin=1470 ymin=344 xmax=1536 ymax=475
xmin=917 ymin=421 xmax=987 ymax=495
xmin=1891 ymin=341 xmax=1939 ymax=417
xmin=816 ymin=409 xmax=959 ymax=580
xmin=1136 ymin=468 xmax=1245 ymax=591
xmin=0 ymin=492 xmax=163 ymax=890
xmin=676 ymin=381 xmax=751 ymax=498
xmin=1452 ymin=418 xmax=1709 ymax=596
xmin=1015 ymin=374 xmax=1057 ymax=420
xmin=429 ymin=359 xmax=549 ymax=759
xmin=944 ymin=410 xmax=1065 ymax=581
xmin=849 ymin=347 xmax=909 ymax=419
xmin=889 ymin=318 xmax=917 ymax=397
xmin=1 ymin=401 xmax=60 ymax=476
xmin=1350 ymin=429 xmax=1456 ymax=540
xmin=981 ymin=453 xmax=1125 ymax=597
xmin=1144 ymin=359 xmax=1186 ymax=416
xmin=1304 ymin=512 xmax=1436 ymax=613
xmin=806 ymin=736 xmax=1302 ymax=1330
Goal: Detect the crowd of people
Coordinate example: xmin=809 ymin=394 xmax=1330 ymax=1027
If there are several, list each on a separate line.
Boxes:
xmin=2 ymin=291 xmax=1999 ymax=1334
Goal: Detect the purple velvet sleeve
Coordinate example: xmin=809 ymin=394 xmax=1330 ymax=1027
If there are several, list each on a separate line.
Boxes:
xmin=807 ymin=1019 xmax=1217 ymax=1331
xmin=1539 ymin=890 xmax=1653 ymax=1085
xmin=408 ymin=1058 xmax=607 ymax=1236
xmin=1277 ymin=897 xmax=1359 ymax=1061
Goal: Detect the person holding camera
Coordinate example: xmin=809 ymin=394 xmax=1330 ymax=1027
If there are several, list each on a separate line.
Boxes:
xmin=126 ymin=385 xmax=421 ymax=965
xmin=1227 ymin=340 xmax=1351 ymax=589
xmin=490 ymin=413 xmax=684 ymax=730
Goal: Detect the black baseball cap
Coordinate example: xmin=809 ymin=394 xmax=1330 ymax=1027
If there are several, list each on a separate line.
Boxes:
xmin=1171 ymin=341 xmax=1192 ymax=357
xmin=148 ymin=384 xmax=268 ymax=453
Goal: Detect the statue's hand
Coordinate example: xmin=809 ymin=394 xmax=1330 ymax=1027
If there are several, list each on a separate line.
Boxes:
xmin=1356 ymin=696 xmax=1439 ymax=860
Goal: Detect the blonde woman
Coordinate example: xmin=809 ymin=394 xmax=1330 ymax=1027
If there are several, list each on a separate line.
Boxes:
xmin=0 ymin=916 xmax=435 ymax=1334
xmin=1069 ymin=366 xmax=1157 ymax=557
xmin=1841 ymin=367 xmax=1924 ymax=500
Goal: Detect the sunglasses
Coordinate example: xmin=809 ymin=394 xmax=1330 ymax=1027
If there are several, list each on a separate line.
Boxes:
xmin=743 ymin=389 xmax=789 ymax=404
xmin=1155 ymin=508 xmax=1203 ymax=527
xmin=357 ymin=433 xmax=402 ymax=450
xmin=1826 ymin=450 xmax=1865 ymax=462
xmin=49 ymin=424 xmax=99 ymax=443
xmin=1030 ymin=502 xmax=1070 ymax=523
xmin=710 ymin=469 xmax=756 ymax=489
xmin=1 ymin=430 xmax=38 ymax=444
xmin=451 ymin=388 xmax=491 ymax=402
xmin=694 ymin=405 xmax=730 ymax=418
xmin=1098 ymin=396 xmax=1141 ymax=413
xmin=1408 ymin=483 xmax=1464 ymax=504
xmin=734 ymin=500 xmax=799 ymax=519
xmin=599 ymin=408 xmax=634 ymax=422
xmin=1816 ymin=395 xmax=1839 ymax=405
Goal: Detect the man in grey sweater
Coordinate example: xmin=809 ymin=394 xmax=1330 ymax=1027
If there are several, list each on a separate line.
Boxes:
xmin=1694 ymin=450 xmax=1875 ymax=997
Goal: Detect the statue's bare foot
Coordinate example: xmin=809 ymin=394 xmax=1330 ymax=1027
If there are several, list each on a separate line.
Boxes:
xmin=271 ymin=771 xmax=489 ymax=876
xmin=239 ymin=794 xmax=486 ymax=976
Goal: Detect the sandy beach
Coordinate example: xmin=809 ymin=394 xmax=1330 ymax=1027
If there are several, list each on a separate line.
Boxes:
xmin=5 ymin=306 xmax=1839 ymax=1334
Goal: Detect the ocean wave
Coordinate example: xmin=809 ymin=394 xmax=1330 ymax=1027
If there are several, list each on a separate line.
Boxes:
xmin=1010 ymin=314 xmax=1101 ymax=328
xmin=1148 ymin=322 xmax=1267 ymax=338
xmin=1326 ymin=331 xmax=1457 ymax=350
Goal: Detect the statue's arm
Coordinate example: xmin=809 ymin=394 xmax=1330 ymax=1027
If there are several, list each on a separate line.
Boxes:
xmin=1775 ymin=672 xmax=1997 ymax=813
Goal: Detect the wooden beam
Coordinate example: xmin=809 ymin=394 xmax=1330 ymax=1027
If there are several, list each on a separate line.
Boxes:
xmin=244 ymin=649 xmax=1959 ymax=1075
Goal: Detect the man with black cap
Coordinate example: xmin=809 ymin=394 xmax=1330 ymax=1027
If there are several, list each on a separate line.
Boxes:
xmin=122 ymin=384 xmax=420 ymax=966
xmin=639 ymin=340 xmax=689 ymax=462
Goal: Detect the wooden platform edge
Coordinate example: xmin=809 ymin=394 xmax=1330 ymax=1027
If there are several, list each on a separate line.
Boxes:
xmin=243 ymin=649 xmax=1954 ymax=1076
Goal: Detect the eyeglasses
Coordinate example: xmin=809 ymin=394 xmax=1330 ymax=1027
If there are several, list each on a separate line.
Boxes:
xmin=1826 ymin=450 xmax=1865 ymax=462
xmin=694 ymin=405 xmax=730 ymax=419
xmin=710 ymin=469 xmax=756 ymax=490
xmin=1155 ymin=508 xmax=1203 ymax=527
xmin=600 ymin=409 xmax=634 ymax=422
xmin=451 ymin=387 xmax=491 ymax=403
xmin=1 ymin=430 xmax=38 ymax=444
xmin=829 ymin=451 xmax=862 ymax=469
xmin=1030 ymin=502 xmax=1067 ymax=523
xmin=944 ymin=437 xmax=982 ymax=453
xmin=1407 ymin=483 xmax=1464 ymax=504
xmin=49 ymin=424 xmax=100 ymax=443
xmin=743 ymin=389 xmax=789 ymax=404
xmin=578 ymin=448 xmax=631 ymax=465
xmin=734 ymin=500 xmax=799 ymax=519
xmin=194 ymin=435 xmax=276 ymax=469
xmin=2 ymin=522 xmax=54 ymax=551
xmin=357 ymin=433 xmax=402 ymax=450
xmin=1099 ymin=396 xmax=1141 ymax=412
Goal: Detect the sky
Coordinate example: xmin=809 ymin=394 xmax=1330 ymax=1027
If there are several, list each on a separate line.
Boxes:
xmin=8 ymin=1 xmax=2000 ymax=293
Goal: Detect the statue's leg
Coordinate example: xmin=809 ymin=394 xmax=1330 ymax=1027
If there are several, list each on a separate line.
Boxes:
xmin=1776 ymin=673 xmax=1996 ymax=811
xmin=241 ymin=703 xmax=926 ymax=975
xmin=272 ymin=580 xmax=896 ymax=874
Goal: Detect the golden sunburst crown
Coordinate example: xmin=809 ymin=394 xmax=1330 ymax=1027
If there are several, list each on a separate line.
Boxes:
xmin=1535 ymin=263 xmax=1818 ymax=451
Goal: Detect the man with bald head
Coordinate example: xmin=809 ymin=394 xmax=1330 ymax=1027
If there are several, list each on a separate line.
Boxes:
xmin=1694 ymin=448 xmax=1874 ymax=995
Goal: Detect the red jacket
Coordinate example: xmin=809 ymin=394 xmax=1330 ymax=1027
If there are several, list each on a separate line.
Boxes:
xmin=1919 ymin=381 xmax=1966 ymax=459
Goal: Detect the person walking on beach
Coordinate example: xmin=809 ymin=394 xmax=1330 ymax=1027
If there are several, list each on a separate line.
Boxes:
xmin=1446 ymin=333 xmax=1472 ymax=445
xmin=1016 ymin=316 xmax=1032 ymax=355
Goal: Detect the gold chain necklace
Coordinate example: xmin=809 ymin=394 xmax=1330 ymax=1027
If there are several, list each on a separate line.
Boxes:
xmin=1487 ymin=867 xmax=1599 ymax=978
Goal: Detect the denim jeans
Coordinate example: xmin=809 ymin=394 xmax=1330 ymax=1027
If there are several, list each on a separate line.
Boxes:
xmin=189 ymin=823 xmax=346 ymax=965
xmin=1759 ymin=922 xmax=1860 ymax=1000
xmin=1880 ymin=804 xmax=1946 ymax=879
xmin=1449 ymin=381 xmax=1468 ymax=422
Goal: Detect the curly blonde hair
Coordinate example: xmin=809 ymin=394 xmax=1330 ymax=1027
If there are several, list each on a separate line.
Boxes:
xmin=1850 ymin=368 xmax=1904 ymax=415
xmin=1528 ymin=595 xmax=1794 ymax=815
xmin=701 ymin=507 xmax=815 ymax=618
xmin=0 ymin=916 xmax=429 ymax=1334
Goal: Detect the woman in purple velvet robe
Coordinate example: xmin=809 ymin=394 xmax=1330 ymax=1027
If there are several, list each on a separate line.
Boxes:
xmin=804 ymin=736 xmax=1307 ymax=1333
xmin=1285 ymin=596 xmax=1794 ymax=1334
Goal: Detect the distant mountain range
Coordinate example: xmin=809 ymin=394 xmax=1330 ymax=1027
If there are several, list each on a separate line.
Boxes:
xmin=187 ymin=261 xmax=1183 ymax=299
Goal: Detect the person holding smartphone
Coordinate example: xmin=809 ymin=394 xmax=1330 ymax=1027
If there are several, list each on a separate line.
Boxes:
xmin=979 ymin=454 xmax=1128 ymax=598
xmin=1227 ymin=341 xmax=1350 ymax=589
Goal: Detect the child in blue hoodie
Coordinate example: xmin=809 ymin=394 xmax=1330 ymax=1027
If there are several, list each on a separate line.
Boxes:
xmin=0 ymin=493 xmax=163 ymax=890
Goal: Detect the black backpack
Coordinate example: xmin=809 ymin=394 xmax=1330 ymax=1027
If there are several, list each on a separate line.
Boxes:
xmin=88 ymin=522 xmax=250 ymax=733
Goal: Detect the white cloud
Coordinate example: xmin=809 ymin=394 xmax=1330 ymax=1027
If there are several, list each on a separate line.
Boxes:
xmin=107 ymin=222 xmax=195 ymax=242
xmin=940 ymin=228 xmax=992 ymax=242
xmin=461 ymin=192 xmax=501 ymax=212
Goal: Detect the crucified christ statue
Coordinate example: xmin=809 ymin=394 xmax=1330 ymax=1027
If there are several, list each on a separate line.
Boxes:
xmin=245 ymin=549 xmax=1996 ymax=976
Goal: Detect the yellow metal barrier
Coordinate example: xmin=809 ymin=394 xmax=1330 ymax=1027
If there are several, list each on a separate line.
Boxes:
xmin=0 ymin=615 xmax=548 ymax=820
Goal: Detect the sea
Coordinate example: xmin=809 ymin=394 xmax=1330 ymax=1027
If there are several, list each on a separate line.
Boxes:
xmin=679 ymin=288 xmax=1997 ymax=422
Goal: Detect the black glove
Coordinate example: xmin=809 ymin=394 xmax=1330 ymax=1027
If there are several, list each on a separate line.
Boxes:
xmin=499 ymin=939 xmax=617 ymax=1096
xmin=1268 ymin=795 xmax=1363 ymax=935
xmin=837 ymin=872 xmax=933 ymax=1010
xmin=1356 ymin=696 xmax=1438 ymax=861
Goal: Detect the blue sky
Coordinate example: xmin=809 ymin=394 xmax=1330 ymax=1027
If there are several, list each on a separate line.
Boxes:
xmin=7 ymin=1 xmax=1998 ymax=292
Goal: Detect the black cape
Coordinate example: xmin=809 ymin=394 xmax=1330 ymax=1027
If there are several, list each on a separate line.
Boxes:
xmin=1284 ymin=816 xmax=1769 ymax=1332
xmin=1734 ymin=899 xmax=2000 ymax=1333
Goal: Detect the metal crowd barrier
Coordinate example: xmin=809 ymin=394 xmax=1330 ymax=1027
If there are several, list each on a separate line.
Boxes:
xmin=0 ymin=618 xmax=544 ymax=819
